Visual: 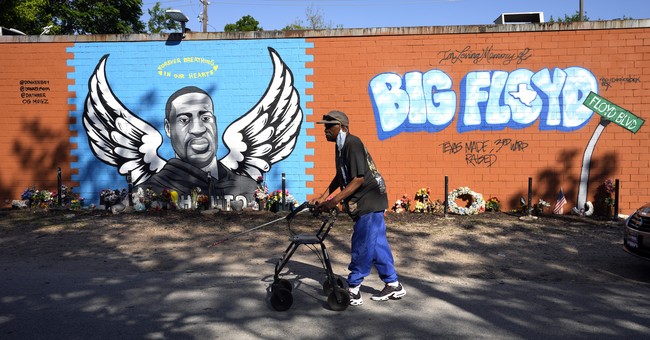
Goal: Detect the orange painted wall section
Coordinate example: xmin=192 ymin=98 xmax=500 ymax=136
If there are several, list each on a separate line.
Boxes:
xmin=306 ymin=29 xmax=649 ymax=213
xmin=0 ymin=43 xmax=76 ymax=202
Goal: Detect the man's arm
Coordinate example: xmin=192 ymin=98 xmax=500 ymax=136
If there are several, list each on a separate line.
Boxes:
xmin=318 ymin=176 xmax=363 ymax=211
xmin=312 ymin=177 xmax=339 ymax=204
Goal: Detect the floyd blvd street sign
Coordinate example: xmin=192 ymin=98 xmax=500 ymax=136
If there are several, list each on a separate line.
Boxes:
xmin=583 ymin=91 xmax=645 ymax=133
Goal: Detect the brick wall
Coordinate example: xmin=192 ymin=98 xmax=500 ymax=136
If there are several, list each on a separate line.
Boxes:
xmin=0 ymin=21 xmax=648 ymax=215
xmin=0 ymin=43 xmax=75 ymax=203
xmin=305 ymin=26 xmax=649 ymax=214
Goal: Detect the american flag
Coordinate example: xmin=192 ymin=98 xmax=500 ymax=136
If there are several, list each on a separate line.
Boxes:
xmin=554 ymin=188 xmax=567 ymax=214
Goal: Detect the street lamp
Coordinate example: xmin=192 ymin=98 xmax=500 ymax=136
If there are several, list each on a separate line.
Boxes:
xmin=166 ymin=9 xmax=189 ymax=37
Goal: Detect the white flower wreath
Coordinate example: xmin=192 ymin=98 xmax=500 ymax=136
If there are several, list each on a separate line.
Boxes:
xmin=447 ymin=187 xmax=486 ymax=215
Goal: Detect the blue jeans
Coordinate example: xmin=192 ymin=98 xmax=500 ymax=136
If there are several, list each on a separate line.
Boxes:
xmin=347 ymin=211 xmax=398 ymax=287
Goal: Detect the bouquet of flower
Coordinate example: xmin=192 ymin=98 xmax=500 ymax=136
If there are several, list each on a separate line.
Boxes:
xmin=191 ymin=187 xmax=201 ymax=208
xmin=255 ymin=176 xmax=269 ymax=201
xmin=413 ymin=201 xmax=428 ymax=213
xmin=532 ymin=199 xmax=550 ymax=215
xmin=392 ymin=194 xmax=411 ymax=213
xmin=485 ymin=197 xmax=500 ymax=212
xmin=265 ymin=189 xmax=298 ymax=211
xmin=59 ymin=185 xmax=84 ymax=210
xmin=414 ymin=188 xmax=430 ymax=202
xmin=132 ymin=187 xmax=146 ymax=211
xmin=197 ymin=194 xmax=210 ymax=209
xmin=70 ymin=195 xmax=85 ymax=210
xmin=144 ymin=187 xmax=158 ymax=208
xmin=100 ymin=189 xmax=124 ymax=207
xmin=21 ymin=187 xmax=36 ymax=204
xmin=32 ymin=189 xmax=54 ymax=209
xmin=161 ymin=188 xmax=172 ymax=202
xmin=51 ymin=184 xmax=69 ymax=207
xmin=603 ymin=178 xmax=616 ymax=207
xmin=413 ymin=187 xmax=441 ymax=214
xmin=170 ymin=190 xmax=179 ymax=209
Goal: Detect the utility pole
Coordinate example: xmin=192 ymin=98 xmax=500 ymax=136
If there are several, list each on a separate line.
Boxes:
xmin=579 ymin=0 xmax=584 ymax=21
xmin=200 ymin=0 xmax=209 ymax=32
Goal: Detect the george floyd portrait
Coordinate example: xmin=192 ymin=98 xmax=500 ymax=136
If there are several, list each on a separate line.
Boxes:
xmin=82 ymin=47 xmax=303 ymax=209
xmin=135 ymin=86 xmax=257 ymax=204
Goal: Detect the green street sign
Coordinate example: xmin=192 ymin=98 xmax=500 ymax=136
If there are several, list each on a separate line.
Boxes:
xmin=583 ymin=91 xmax=644 ymax=133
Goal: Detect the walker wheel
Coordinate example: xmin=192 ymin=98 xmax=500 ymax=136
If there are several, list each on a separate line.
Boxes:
xmin=274 ymin=279 xmax=292 ymax=292
xmin=270 ymin=287 xmax=293 ymax=311
xmin=327 ymin=287 xmax=350 ymax=311
xmin=322 ymin=275 xmax=347 ymax=296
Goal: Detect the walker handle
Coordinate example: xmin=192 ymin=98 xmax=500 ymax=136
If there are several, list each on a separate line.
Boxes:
xmin=285 ymin=201 xmax=316 ymax=220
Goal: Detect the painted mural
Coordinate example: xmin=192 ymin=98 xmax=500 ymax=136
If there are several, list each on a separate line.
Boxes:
xmin=82 ymin=48 xmax=303 ymax=209
xmin=369 ymin=66 xmax=598 ymax=137
xmin=305 ymin=28 xmax=648 ymax=216
xmin=368 ymin=63 xmax=602 ymax=213
xmin=0 ymin=23 xmax=647 ymax=214
xmin=64 ymin=40 xmax=314 ymax=208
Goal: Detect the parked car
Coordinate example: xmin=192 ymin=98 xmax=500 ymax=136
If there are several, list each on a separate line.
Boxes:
xmin=624 ymin=203 xmax=650 ymax=260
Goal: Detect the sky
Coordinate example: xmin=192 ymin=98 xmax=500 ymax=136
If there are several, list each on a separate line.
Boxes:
xmin=141 ymin=0 xmax=650 ymax=33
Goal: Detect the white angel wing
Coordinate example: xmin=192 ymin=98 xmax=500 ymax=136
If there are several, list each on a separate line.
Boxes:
xmin=220 ymin=47 xmax=303 ymax=179
xmin=83 ymin=54 xmax=166 ymax=187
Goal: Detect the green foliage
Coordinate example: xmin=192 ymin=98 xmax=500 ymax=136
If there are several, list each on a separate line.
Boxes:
xmin=146 ymin=2 xmax=180 ymax=34
xmin=0 ymin=0 xmax=145 ymax=35
xmin=224 ymin=15 xmax=263 ymax=32
xmin=283 ymin=23 xmax=307 ymax=31
xmin=548 ymin=11 xmax=590 ymax=23
xmin=282 ymin=5 xmax=341 ymax=31
xmin=0 ymin=0 xmax=53 ymax=35
xmin=549 ymin=10 xmax=634 ymax=23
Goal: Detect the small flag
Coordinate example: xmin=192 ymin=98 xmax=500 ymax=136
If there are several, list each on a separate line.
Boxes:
xmin=554 ymin=188 xmax=567 ymax=214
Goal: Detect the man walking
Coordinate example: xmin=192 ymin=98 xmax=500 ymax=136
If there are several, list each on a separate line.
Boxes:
xmin=313 ymin=110 xmax=406 ymax=306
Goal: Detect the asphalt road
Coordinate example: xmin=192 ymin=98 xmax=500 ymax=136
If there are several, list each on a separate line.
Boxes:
xmin=2 ymin=241 xmax=650 ymax=339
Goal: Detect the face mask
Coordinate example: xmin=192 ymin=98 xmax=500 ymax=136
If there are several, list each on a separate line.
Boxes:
xmin=336 ymin=129 xmax=347 ymax=154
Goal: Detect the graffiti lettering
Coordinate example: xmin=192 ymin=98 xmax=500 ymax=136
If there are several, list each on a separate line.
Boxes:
xmin=157 ymin=57 xmax=219 ymax=79
xmin=438 ymin=45 xmax=531 ymax=65
xmin=600 ymin=75 xmax=641 ymax=90
xmin=465 ymin=154 xmax=497 ymax=167
xmin=441 ymin=139 xmax=528 ymax=167
xmin=29 ymin=99 xmax=49 ymax=104
xmin=510 ymin=140 xmax=528 ymax=151
xmin=441 ymin=141 xmax=463 ymax=154
xmin=19 ymin=80 xmax=50 ymax=105
xmin=465 ymin=140 xmax=488 ymax=153
xmin=369 ymin=67 xmax=597 ymax=139
xmin=20 ymin=80 xmax=49 ymax=85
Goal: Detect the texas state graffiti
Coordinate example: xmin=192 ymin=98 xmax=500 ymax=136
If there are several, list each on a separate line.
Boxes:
xmin=369 ymin=66 xmax=598 ymax=139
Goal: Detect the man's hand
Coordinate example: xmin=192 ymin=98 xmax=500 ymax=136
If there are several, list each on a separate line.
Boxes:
xmin=309 ymin=193 xmax=329 ymax=206
xmin=317 ymin=198 xmax=339 ymax=212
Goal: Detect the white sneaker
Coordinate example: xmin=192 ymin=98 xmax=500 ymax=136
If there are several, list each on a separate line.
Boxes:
xmin=370 ymin=283 xmax=406 ymax=301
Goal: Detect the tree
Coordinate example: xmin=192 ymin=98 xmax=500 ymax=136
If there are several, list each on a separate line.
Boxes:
xmin=283 ymin=5 xmax=341 ymax=30
xmin=224 ymin=15 xmax=263 ymax=32
xmin=0 ymin=0 xmax=145 ymax=35
xmin=0 ymin=0 xmax=53 ymax=35
xmin=146 ymin=2 xmax=180 ymax=34
xmin=548 ymin=11 xmax=590 ymax=23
